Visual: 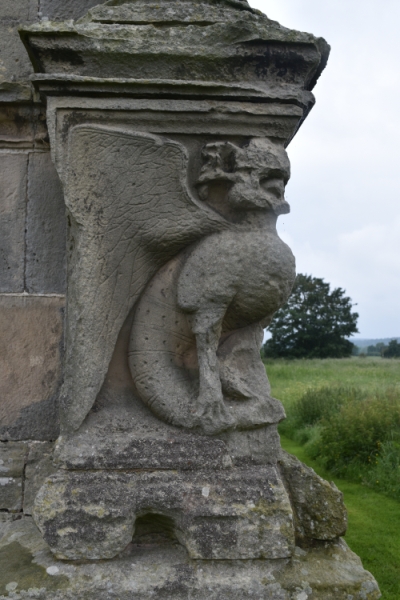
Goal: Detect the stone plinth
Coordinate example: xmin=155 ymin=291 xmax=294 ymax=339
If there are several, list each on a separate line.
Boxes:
xmin=0 ymin=517 xmax=381 ymax=600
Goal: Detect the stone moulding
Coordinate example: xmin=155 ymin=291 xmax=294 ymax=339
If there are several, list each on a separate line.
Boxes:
xmin=20 ymin=0 xmax=330 ymax=134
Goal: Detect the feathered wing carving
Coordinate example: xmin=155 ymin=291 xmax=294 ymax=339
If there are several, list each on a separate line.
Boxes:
xmin=61 ymin=126 xmax=225 ymax=433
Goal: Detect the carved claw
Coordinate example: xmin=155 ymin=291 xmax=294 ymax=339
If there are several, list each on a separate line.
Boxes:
xmin=195 ymin=395 xmax=235 ymax=435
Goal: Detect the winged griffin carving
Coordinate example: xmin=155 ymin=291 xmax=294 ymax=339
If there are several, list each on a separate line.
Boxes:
xmin=61 ymin=125 xmax=295 ymax=435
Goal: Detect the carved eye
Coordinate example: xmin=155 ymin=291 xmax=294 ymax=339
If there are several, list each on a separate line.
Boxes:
xmin=221 ymin=147 xmax=236 ymax=173
xmin=264 ymin=168 xmax=287 ymax=182
xmin=260 ymin=177 xmax=285 ymax=199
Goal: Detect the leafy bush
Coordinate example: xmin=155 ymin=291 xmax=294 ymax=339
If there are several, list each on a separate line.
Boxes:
xmin=280 ymin=386 xmax=360 ymax=443
xmin=292 ymin=386 xmax=359 ymax=426
xmin=309 ymin=388 xmax=400 ymax=473
xmin=281 ymin=384 xmax=400 ymax=500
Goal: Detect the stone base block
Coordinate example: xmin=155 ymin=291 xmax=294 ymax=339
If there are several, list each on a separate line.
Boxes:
xmin=0 ymin=518 xmax=381 ymax=600
xmin=33 ymin=466 xmax=295 ymax=561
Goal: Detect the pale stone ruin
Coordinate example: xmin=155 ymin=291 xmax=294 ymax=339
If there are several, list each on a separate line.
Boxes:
xmin=0 ymin=1 xmax=381 ymax=598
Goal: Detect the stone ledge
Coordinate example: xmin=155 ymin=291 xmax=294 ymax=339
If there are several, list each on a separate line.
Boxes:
xmin=0 ymin=518 xmax=381 ymax=599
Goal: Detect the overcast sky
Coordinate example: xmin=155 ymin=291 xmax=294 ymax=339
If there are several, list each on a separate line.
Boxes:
xmin=249 ymin=0 xmax=400 ymax=339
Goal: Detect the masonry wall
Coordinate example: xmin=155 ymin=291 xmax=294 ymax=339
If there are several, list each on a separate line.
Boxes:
xmin=0 ymin=0 xmax=100 ymax=517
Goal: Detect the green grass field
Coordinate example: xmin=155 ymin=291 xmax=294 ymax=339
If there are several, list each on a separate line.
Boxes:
xmin=265 ymin=358 xmax=400 ymax=600
xmin=266 ymin=357 xmax=400 ymax=408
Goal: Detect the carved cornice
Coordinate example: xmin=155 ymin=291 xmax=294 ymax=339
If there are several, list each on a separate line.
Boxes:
xmin=19 ymin=0 xmax=329 ymax=116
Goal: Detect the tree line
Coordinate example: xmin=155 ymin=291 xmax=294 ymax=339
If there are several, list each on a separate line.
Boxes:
xmin=262 ymin=274 xmax=398 ymax=360
xmin=356 ymin=340 xmax=400 ymax=358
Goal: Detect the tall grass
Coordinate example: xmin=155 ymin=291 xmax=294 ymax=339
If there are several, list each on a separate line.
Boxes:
xmin=266 ymin=357 xmax=400 ymax=408
xmin=279 ymin=383 xmax=400 ymax=500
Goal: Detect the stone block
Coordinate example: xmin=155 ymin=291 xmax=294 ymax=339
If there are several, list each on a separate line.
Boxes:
xmin=0 ymin=295 xmax=64 ymax=441
xmin=278 ymin=450 xmax=348 ymax=543
xmin=0 ymin=477 xmax=22 ymax=511
xmin=0 ymin=154 xmax=27 ymax=293
xmin=0 ymin=441 xmax=27 ymax=477
xmin=0 ymin=81 xmax=32 ymax=103
xmin=0 ymin=442 xmax=28 ymax=512
xmin=33 ymin=466 xmax=295 ymax=561
xmin=39 ymin=0 xmax=103 ymax=21
xmin=26 ymin=152 xmax=66 ymax=294
xmin=0 ymin=10 xmax=34 ymax=83
xmin=24 ymin=442 xmax=56 ymax=515
xmin=55 ymin=431 xmax=232 ymax=471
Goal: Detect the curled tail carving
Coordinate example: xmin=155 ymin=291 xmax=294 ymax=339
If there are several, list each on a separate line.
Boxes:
xmin=129 ymin=247 xmax=289 ymax=435
xmin=129 ymin=252 xmax=200 ymax=429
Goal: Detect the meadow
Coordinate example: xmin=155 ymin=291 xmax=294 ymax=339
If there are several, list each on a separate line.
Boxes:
xmin=265 ymin=357 xmax=400 ymax=407
xmin=265 ymin=358 xmax=400 ymax=600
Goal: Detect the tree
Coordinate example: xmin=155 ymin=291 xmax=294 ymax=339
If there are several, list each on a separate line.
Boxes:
xmin=367 ymin=342 xmax=386 ymax=356
xmin=382 ymin=340 xmax=400 ymax=358
xmin=263 ymin=274 xmax=359 ymax=359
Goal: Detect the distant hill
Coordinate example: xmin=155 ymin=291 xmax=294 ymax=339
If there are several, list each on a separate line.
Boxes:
xmin=351 ymin=337 xmax=400 ymax=349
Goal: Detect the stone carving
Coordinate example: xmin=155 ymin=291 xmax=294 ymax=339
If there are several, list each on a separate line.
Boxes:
xmin=130 ymin=138 xmax=295 ymax=434
xmin=62 ymin=126 xmax=294 ymax=436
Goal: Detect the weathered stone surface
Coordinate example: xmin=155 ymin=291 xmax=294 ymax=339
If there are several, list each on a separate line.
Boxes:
xmin=24 ymin=442 xmax=56 ymax=516
xmin=220 ymin=425 xmax=282 ymax=466
xmin=0 ymin=154 xmax=27 ymax=292
xmin=22 ymin=2 xmax=329 ymax=112
xmin=0 ymin=0 xmax=35 ymax=83
xmin=0 ymin=442 xmax=27 ymax=477
xmin=33 ymin=466 xmax=294 ymax=561
xmin=26 ymin=152 xmax=66 ymax=294
xmin=0 ymin=106 xmax=46 ymax=148
xmin=39 ymin=0 xmax=103 ymax=22
xmin=279 ymin=450 xmax=348 ymax=543
xmin=0 ymin=82 xmax=32 ymax=103
xmin=0 ymin=441 xmax=28 ymax=512
xmin=0 ymin=295 xmax=64 ymax=441
xmin=55 ymin=431 xmax=232 ymax=471
xmin=0 ymin=513 xmax=14 ymax=523
xmin=0 ymin=517 xmax=382 ymax=599
xmin=0 ymin=476 xmax=23 ymax=512
xmin=0 ymin=0 xmax=35 ymax=21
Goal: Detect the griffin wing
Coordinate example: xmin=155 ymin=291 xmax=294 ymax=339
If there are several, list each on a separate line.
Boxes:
xmin=61 ymin=125 xmax=224 ymax=433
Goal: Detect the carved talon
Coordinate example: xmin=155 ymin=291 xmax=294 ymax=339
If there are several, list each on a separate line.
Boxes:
xmin=195 ymin=396 xmax=235 ymax=435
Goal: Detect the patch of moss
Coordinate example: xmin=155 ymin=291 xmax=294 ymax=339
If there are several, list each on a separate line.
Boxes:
xmin=0 ymin=542 xmax=69 ymax=596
